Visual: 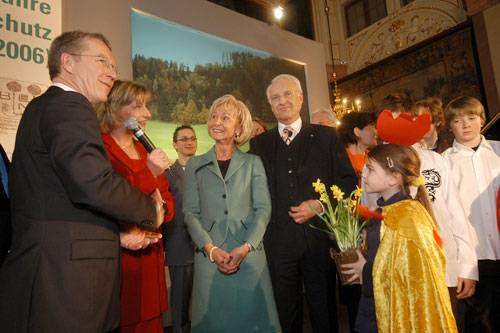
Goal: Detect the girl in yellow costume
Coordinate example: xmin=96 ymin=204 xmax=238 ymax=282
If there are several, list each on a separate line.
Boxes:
xmin=344 ymin=144 xmax=457 ymax=332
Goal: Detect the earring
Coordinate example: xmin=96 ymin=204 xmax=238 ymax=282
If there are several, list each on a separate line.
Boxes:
xmin=235 ymin=132 xmax=241 ymax=138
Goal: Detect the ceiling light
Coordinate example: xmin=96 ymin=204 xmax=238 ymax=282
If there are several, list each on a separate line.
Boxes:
xmin=273 ymin=6 xmax=283 ymax=20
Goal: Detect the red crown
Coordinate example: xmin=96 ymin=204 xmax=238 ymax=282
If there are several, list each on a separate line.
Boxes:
xmin=377 ymin=110 xmax=431 ymax=145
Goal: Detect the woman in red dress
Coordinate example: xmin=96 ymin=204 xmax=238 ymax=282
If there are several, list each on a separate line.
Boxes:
xmin=95 ymin=80 xmax=175 ymax=332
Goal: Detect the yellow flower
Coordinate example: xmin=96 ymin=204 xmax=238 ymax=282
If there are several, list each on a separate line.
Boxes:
xmin=353 ymin=186 xmax=364 ymax=198
xmin=313 ymin=179 xmax=324 ymax=193
xmin=330 ymin=185 xmax=344 ymax=201
xmin=311 ymin=182 xmax=366 ymax=252
xmin=313 ymin=178 xmax=326 ymax=193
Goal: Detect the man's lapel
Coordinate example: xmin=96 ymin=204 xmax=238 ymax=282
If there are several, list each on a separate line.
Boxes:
xmin=268 ymin=127 xmax=279 ymax=177
xmin=297 ymin=123 xmax=317 ymax=168
xmin=170 ymin=161 xmax=184 ymax=186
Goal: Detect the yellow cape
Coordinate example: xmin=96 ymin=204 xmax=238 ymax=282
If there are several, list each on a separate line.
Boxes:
xmin=373 ymin=200 xmax=457 ymax=332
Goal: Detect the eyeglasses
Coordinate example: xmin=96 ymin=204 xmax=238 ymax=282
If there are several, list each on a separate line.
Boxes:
xmin=69 ymin=53 xmax=120 ymax=77
xmin=176 ymin=136 xmax=197 ymax=143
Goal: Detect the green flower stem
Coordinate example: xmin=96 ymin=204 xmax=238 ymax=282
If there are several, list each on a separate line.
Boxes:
xmin=309 ymin=181 xmax=366 ymax=252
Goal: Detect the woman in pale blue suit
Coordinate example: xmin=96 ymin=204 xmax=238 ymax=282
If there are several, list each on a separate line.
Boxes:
xmin=183 ymin=95 xmax=281 ymax=332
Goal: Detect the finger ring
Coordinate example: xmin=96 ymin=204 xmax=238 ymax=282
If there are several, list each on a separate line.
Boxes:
xmin=162 ymin=157 xmax=167 ymax=162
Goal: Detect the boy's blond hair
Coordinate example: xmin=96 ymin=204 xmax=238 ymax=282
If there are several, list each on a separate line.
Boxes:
xmin=444 ymin=96 xmax=486 ymax=127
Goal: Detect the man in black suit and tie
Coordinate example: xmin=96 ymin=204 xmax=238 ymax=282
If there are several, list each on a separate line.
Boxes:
xmin=250 ymin=74 xmax=357 ymax=333
xmin=0 ymin=144 xmax=10 ymax=267
xmin=163 ymin=125 xmax=198 ymax=333
xmin=0 ymin=31 xmax=164 ymax=332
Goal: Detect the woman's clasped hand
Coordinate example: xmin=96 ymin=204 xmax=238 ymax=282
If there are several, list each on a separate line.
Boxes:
xmin=207 ymin=244 xmax=250 ymax=274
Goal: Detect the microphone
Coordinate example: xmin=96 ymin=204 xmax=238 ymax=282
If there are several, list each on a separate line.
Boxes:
xmin=124 ymin=117 xmax=172 ymax=176
xmin=124 ymin=117 xmax=156 ymax=152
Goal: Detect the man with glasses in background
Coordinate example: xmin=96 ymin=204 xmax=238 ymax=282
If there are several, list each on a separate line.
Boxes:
xmin=0 ymin=31 xmax=164 ymax=332
xmin=163 ymin=125 xmax=198 ymax=333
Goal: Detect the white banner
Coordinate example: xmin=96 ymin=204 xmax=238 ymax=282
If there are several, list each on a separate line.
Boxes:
xmin=0 ymin=0 xmax=61 ymax=157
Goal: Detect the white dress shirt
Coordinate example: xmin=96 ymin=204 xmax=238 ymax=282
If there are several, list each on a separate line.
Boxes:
xmin=52 ymin=82 xmax=77 ymax=92
xmin=442 ymin=136 xmax=500 ymax=261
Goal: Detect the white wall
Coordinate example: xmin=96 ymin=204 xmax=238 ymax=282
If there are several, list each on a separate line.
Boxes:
xmin=62 ymin=0 xmax=330 ymax=115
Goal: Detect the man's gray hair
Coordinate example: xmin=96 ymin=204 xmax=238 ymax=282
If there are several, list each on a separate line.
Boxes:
xmin=311 ymin=108 xmax=337 ymax=123
xmin=48 ymin=31 xmax=111 ymax=80
xmin=266 ymin=74 xmax=303 ymax=104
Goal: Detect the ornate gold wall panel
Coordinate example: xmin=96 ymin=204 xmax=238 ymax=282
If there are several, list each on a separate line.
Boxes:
xmin=345 ymin=1 xmax=466 ymax=72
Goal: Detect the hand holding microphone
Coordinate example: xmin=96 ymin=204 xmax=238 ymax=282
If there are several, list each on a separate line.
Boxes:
xmin=125 ymin=117 xmax=171 ymax=176
xmin=147 ymin=149 xmax=170 ymax=177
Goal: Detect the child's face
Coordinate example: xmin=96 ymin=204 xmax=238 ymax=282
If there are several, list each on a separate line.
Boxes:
xmin=449 ymin=113 xmax=482 ymax=147
xmin=362 ymin=158 xmax=393 ymax=195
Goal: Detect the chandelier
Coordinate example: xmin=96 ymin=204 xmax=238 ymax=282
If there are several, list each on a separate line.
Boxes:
xmin=324 ymin=1 xmax=361 ymax=122
xmin=331 ymin=72 xmax=361 ymax=122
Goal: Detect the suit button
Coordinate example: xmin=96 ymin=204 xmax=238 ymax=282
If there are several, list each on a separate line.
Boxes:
xmin=224 ymin=210 xmax=228 ymax=214
xmin=288 ymin=157 xmax=292 ymax=161
xmin=223 ymin=194 xmax=227 ymax=199
xmin=288 ymin=170 xmax=292 ymax=174
xmin=290 ymin=183 xmax=294 ymax=187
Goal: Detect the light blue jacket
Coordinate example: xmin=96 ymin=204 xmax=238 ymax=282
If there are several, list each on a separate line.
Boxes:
xmin=182 ymin=146 xmax=280 ymax=332
xmin=183 ymin=146 xmax=271 ymax=251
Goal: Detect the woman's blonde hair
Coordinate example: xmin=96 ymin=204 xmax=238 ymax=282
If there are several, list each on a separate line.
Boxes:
xmin=209 ymin=94 xmax=253 ymax=146
xmin=368 ymin=144 xmax=437 ymax=225
xmin=95 ymin=80 xmax=151 ymax=134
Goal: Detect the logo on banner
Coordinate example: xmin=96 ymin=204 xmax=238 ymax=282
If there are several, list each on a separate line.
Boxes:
xmin=0 ymin=77 xmax=47 ymax=134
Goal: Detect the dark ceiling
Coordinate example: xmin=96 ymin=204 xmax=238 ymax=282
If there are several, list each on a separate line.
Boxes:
xmin=206 ymin=0 xmax=314 ymax=40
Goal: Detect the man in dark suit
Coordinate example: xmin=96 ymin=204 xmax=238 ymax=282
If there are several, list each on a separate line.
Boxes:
xmin=163 ymin=125 xmax=197 ymax=333
xmin=250 ymin=74 xmax=357 ymax=333
xmin=0 ymin=144 xmax=10 ymax=267
xmin=0 ymin=31 xmax=163 ymax=332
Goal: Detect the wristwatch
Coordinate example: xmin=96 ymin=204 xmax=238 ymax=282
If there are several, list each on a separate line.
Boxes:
xmin=243 ymin=242 xmax=252 ymax=252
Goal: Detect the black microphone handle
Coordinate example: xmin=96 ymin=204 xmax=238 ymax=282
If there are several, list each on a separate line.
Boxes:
xmin=132 ymin=128 xmax=156 ymax=153
xmin=132 ymin=128 xmax=172 ymax=176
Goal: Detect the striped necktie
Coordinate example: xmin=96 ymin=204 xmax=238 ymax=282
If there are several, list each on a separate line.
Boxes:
xmin=282 ymin=126 xmax=293 ymax=145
